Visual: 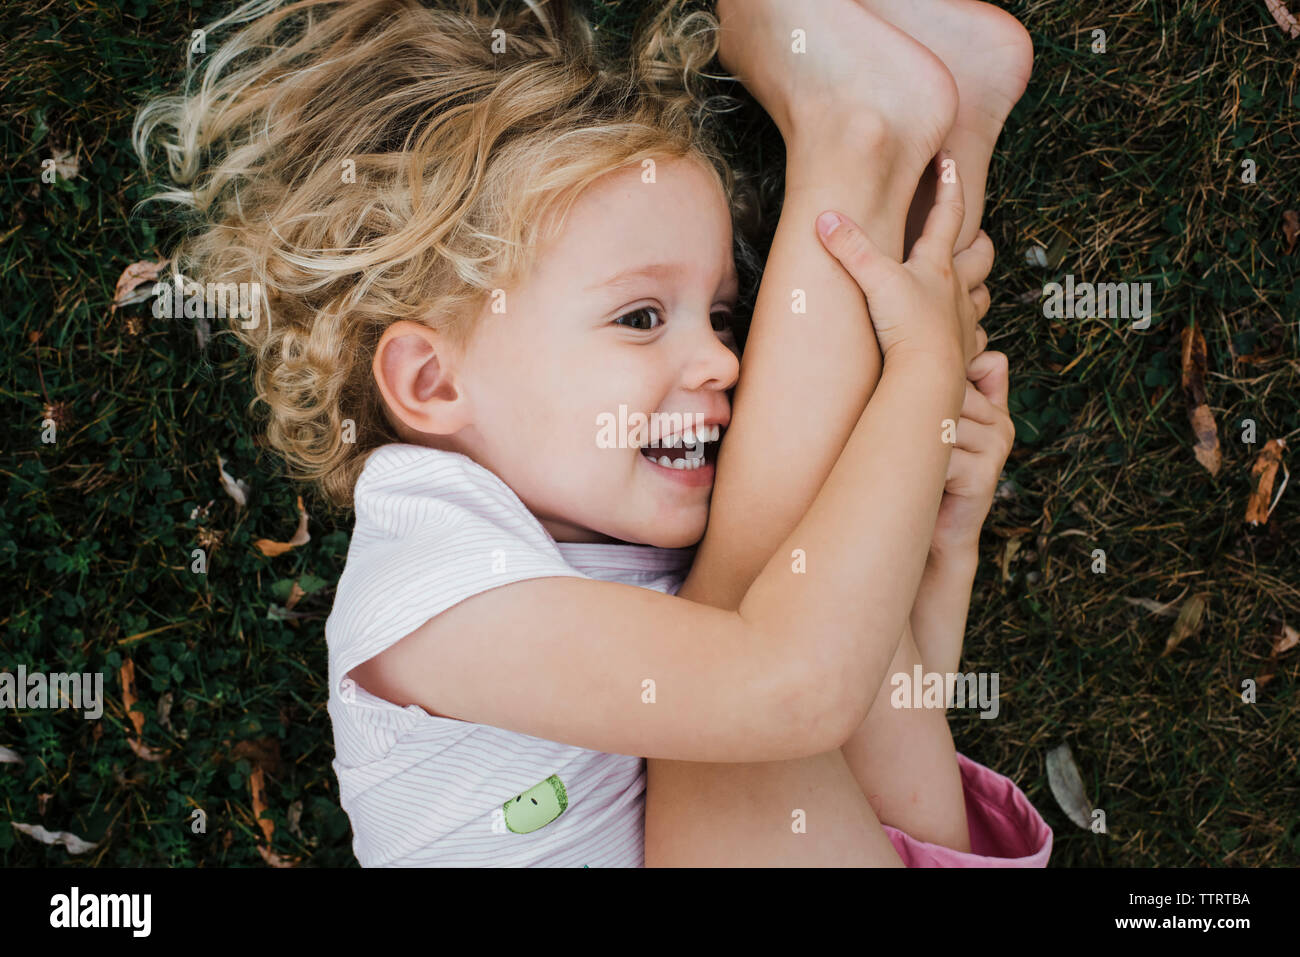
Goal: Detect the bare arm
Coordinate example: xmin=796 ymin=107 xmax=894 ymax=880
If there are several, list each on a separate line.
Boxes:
xmin=353 ymin=180 xmax=976 ymax=765
xmin=354 ymin=345 xmax=963 ymax=762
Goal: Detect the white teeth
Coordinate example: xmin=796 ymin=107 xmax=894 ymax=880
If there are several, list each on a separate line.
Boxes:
xmin=711 ymin=424 xmax=721 ymax=441
xmin=683 ymin=425 xmax=696 ymax=446
xmin=658 ymin=456 xmax=672 ymax=467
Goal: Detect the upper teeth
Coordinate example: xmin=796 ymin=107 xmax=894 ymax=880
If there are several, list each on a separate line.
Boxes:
xmin=643 ymin=424 xmax=721 ymax=470
xmin=653 ymin=424 xmax=720 ymax=448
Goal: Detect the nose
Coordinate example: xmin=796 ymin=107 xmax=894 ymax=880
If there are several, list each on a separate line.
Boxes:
xmin=679 ymin=313 xmax=740 ymax=393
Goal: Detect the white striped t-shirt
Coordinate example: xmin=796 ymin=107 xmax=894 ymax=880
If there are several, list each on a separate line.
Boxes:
xmin=325 ymin=443 xmax=695 ymax=866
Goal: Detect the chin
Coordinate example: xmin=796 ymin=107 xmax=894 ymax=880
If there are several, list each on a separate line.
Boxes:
xmin=639 ymin=522 xmax=706 ymax=550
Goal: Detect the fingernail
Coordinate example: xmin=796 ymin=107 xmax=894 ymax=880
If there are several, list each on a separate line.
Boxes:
xmin=816 ymin=211 xmax=843 ymax=239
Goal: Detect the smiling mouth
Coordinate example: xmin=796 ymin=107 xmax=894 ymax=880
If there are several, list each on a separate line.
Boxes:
xmin=639 ymin=425 xmax=723 ymax=471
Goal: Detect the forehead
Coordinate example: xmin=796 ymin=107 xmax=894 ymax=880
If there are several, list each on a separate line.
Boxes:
xmin=531 ymin=155 xmax=735 ymax=288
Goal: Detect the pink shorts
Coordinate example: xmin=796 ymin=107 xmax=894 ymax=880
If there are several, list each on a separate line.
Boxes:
xmin=882 ymin=752 xmax=1053 ymax=867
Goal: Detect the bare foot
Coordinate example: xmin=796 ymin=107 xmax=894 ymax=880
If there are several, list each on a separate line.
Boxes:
xmin=861 ymin=0 xmax=1034 ymax=249
xmin=716 ymin=0 xmax=958 ymax=174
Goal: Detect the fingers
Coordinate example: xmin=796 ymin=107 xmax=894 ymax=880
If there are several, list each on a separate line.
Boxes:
xmin=914 ymin=152 xmax=966 ymax=257
xmin=971 ymin=283 xmax=990 ymax=321
xmin=955 ymin=230 xmax=995 ymax=288
xmin=951 ymin=418 xmax=1006 ymax=454
xmin=958 ymin=378 xmax=1002 ymax=425
xmin=972 ymin=324 xmax=988 ymax=358
xmin=966 ymin=350 xmax=1010 ymax=411
xmin=816 ymin=210 xmax=889 ymax=294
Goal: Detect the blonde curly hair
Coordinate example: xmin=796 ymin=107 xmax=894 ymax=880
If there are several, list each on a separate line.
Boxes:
xmin=135 ymin=0 xmax=756 ymax=508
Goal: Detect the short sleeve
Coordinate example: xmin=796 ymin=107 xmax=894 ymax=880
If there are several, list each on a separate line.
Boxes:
xmin=325 ymin=444 xmax=586 ymax=698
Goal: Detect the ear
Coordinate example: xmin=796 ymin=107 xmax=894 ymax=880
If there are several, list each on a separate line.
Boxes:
xmin=372 ymin=320 xmax=471 ymax=437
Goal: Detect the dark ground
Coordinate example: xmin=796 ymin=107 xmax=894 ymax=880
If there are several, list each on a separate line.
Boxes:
xmin=1 ymin=0 xmax=1297 ymax=866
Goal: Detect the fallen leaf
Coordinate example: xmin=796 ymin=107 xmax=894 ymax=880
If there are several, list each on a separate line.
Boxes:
xmin=284 ymin=581 xmax=307 ymax=611
xmin=1122 ymin=596 xmax=1181 ymax=618
xmin=229 ymin=738 xmax=282 ymax=776
xmin=120 ymin=659 xmax=168 ymax=760
xmin=1245 ymin=438 xmax=1287 ymax=525
xmin=249 ymin=765 xmax=275 ymax=844
xmin=217 ymin=455 xmax=251 ymax=508
xmin=1265 ymin=0 xmax=1300 ymax=37
xmin=1046 ymin=743 xmax=1093 ymax=830
xmin=119 ymin=659 xmax=144 ymax=738
xmin=287 ymin=800 xmax=304 ymax=840
xmin=1000 ymin=536 xmax=1022 ymax=584
xmin=1180 ymin=325 xmax=1221 ymax=476
xmin=1273 ymin=623 xmax=1299 ymax=656
xmin=254 ymin=495 xmax=311 ymax=557
xmin=127 ymin=738 xmax=168 ymax=762
xmin=157 ymin=692 xmax=174 ymax=733
xmin=11 ymin=822 xmax=98 ymax=855
xmin=1162 ymin=593 xmax=1208 ymax=656
xmin=266 ymin=604 xmax=318 ymax=621
xmin=110 ymin=260 xmax=169 ymax=313
xmin=1284 ymin=210 xmax=1300 ymax=254
xmin=257 ymin=845 xmax=300 ymax=867
xmin=51 ymin=148 xmax=79 ymax=180
xmin=0 ymin=746 xmax=23 ymax=765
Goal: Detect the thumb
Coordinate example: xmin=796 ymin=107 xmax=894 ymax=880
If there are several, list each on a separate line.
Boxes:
xmin=816 ymin=211 xmax=888 ymax=293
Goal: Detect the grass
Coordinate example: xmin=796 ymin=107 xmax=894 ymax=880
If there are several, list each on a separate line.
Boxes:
xmin=1 ymin=0 xmax=1298 ymax=867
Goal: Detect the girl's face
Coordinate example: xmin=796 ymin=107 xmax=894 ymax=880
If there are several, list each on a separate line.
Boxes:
xmin=455 ymin=155 xmax=741 ymax=546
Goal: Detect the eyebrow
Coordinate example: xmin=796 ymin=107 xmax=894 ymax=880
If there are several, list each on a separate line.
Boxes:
xmin=586 ymin=261 xmax=740 ymax=297
xmin=586 ymin=262 xmax=686 ymax=291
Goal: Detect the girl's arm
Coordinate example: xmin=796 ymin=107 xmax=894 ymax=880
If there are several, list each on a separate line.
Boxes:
xmin=351 ymin=176 xmax=976 ymax=765
xmin=907 ymin=348 xmax=1014 ymax=677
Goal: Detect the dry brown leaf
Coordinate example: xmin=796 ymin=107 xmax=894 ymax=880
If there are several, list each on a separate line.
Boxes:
xmin=51 ymin=148 xmax=79 ymax=180
xmin=157 ymin=692 xmax=174 ymax=733
xmin=249 ymin=765 xmax=275 ymax=844
xmin=119 ymin=659 xmax=144 ymax=738
xmin=257 ymin=845 xmax=300 ymax=867
xmin=37 ymin=793 xmax=53 ymax=814
xmin=1273 ymin=623 xmax=1299 ymax=656
xmin=254 ymin=495 xmax=311 ymax=557
xmin=120 ymin=659 xmax=168 ymax=760
xmin=127 ymin=738 xmax=168 ymax=762
xmin=1284 ymin=210 xmax=1300 ymax=254
xmin=229 ymin=738 xmax=282 ymax=777
xmin=1046 ymin=743 xmax=1093 ymax=831
xmin=1265 ymin=0 xmax=1300 ymax=37
xmin=1000 ymin=536 xmax=1022 ymax=584
xmin=110 ymin=259 xmax=169 ymax=313
xmin=1180 ymin=325 xmax=1221 ymax=476
xmin=11 ymin=822 xmax=98 ymax=855
xmin=284 ymin=581 xmax=307 ymax=610
xmin=1162 ymin=594 xmax=1208 ymax=656
xmin=216 ymin=455 xmax=251 ymax=508
xmin=1245 ymin=438 xmax=1287 ymax=525
xmin=1123 ymin=596 xmax=1182 ymax=618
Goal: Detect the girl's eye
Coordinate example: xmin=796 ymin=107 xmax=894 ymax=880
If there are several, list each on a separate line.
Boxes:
xmin=614 ymin=307 xmax=662 ymax=331
xmin=711 ymin=311 xmax=733 ymax=335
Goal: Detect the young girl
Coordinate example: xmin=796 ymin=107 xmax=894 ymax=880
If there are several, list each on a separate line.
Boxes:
xmin=136 ymin=0 xmax=1050 ymax=866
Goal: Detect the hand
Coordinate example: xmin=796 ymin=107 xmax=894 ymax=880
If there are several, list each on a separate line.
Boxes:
xmin=815 ymin=152 xmax=981 ymax=367
xmin=955 ymin=229 xmax=995 ymax=362
xmin=930 ymin=349 xmax=1015 ymax=558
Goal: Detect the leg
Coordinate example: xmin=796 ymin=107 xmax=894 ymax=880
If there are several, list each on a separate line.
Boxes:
xmin=865 ymin=0 xmax=1036 ymax=254
xmin=649 ymin=0 xmax=966 ymax=866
